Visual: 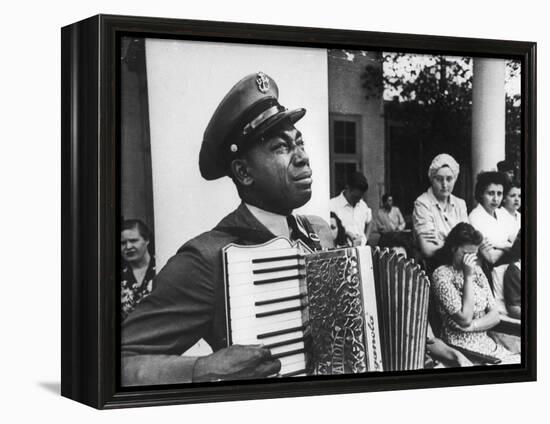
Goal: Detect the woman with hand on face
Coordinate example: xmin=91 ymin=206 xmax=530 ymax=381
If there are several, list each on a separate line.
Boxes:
xmin=431 ymin=223 xmax=519 ymax=364
xmin=469 ymin=172 xmax=513 ymax=314
xmin=412 ymin=154 xmax=468 ymax=269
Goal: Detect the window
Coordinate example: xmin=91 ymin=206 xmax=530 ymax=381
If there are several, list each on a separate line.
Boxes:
xmin=334 ymin=121 xmax=357 ymax=154
xmin=330 ymin=114 xmax=362 ymax=196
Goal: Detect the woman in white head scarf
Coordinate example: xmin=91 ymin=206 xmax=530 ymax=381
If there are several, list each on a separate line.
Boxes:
xmin=412 ymin=153 xmax=469 ymax=261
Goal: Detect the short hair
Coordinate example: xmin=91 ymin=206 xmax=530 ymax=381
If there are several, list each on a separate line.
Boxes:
xmin=437 ymin=222 xmax=484 ymax=266
xmin=474 ymin=171 xmax=508 ymax=203
xmin=347 ymin=171 xmax=369 ymax=192
xmin=381 ymin=193 xmax=393 ymax=204
xmin=497 ymin=160 xmax=515 ymax=173
xmin=122 ymin=219 xmax=152 ymax=241
xmin=504 ymin=179 xmax=521 ymax=198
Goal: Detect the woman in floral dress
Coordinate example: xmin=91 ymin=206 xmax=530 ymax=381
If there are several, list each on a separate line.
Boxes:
xmin=121 ymin=219 xmax=156 ymax=320
xmin=431 ymin=222 xmax=519 ymax=364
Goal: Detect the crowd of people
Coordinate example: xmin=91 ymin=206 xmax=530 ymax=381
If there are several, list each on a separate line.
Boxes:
xmin=119 ymin=72 xmax=522 ymax=385
xmin=328 ymin=155 xmax=521 ymax=365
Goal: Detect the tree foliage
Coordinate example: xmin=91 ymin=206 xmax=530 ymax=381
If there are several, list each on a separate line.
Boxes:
xmin=361 ymin=53 xmax=521 ymax=172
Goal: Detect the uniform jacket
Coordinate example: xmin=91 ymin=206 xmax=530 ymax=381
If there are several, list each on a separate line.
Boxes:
xmin=122 ymin=202 xmax=333 ymax=360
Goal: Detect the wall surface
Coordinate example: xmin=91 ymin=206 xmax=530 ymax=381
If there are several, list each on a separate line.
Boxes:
xmin=328 ymin=50 xmax=385 ymax=211
xmin=1 ymin=0 xmax=546 ymax=423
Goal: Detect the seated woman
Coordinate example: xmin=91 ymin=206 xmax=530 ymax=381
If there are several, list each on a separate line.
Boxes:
xmin=121 ymin=219 xmax=156 ymax=321
xmin=375 ymin=193 xmax=412 ymax=257
xmin=329 ymin=211 xmax=350 ymax=247
xmin=412 ymin=153 xmax=468 ymax=271
xmin=431 ymin=223 xmax=519 ymax=364
xmin=469 ymin=171 xmax=513 ymax=314
xmin=500 ymin=179 xmax=521 ymax=242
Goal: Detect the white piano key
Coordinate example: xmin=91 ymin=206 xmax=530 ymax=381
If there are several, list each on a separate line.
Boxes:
xmin=252 ymin=258 xmax=302 ymax=271
xmin=231 ymin=310 xmax=302 ymax=327
xmin=270 ymin=341 xmax=305 ymax=356
xmin=228 ymin=287 xmax=303 ymax=307
xmin=228 ymin=269 xmax=303 ymax=288
xmin=228 ymin=258 xmax=302 ymax=275
xmin=229 ymin=279 xmax=302 ymax=297
xmin=231 ymin=317 xmax=304 ymax=339
xmin=226 ymin=247 xmax=301 ymax=264
xmin=279 ymin=355 xmax=306 ymax=372
xmin=234 ymin=330 xmax=304 ymax=346
xmin=230 ymin=298 xmax=303 ymax=318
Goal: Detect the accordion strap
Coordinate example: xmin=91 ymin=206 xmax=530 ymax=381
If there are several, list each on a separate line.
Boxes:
xmin=295 ymin=215 xmax=323 ymax=251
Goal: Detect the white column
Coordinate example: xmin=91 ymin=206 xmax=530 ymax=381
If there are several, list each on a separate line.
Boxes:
xmin=471 ymin=58 xmax=506 ymax=180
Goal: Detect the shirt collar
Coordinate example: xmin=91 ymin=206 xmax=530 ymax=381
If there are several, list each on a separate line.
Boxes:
xmin=477 ymin=203 xmax=499 ymax=220
xmin=338 ymin=191 xmax=356 ymax=208
xmin=244 ymin=203 xmax=290 ymax=238
xmin=427 ymin=187 xmax=456 ymax=209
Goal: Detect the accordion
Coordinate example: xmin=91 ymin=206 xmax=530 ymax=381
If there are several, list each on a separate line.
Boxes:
xmin=222 ymin=237 xmax=430 ymax=377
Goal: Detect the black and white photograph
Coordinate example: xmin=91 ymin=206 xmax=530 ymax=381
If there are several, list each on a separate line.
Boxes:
xmin=119 ymin=36 xmax=525 ymax=386
xmin=4 ymin=0 xmax=548 ymax=420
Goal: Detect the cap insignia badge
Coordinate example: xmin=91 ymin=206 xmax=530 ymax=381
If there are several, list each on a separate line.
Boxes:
xmin=255 ymin=72 xmax=270 ymax=93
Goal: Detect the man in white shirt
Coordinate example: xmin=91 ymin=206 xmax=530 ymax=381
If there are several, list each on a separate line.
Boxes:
xmin=329 ymin=171 xmax=373 ymax=246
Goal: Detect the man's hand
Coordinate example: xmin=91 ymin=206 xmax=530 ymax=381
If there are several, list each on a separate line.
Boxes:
xmin=192 ymin=345 xmax=281 ymax=382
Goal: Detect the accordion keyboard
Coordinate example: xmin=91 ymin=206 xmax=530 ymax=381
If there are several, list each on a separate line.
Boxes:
xmin=224 ymin=243 xmax=308 ymax=377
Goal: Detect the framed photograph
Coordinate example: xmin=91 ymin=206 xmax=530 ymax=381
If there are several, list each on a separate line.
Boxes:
xmin=61 ymin=14 xmax=536 ymax=409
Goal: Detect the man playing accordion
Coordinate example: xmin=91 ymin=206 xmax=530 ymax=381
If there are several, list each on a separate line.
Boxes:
xmin=121 ymin=72 xmax=333 ymax=385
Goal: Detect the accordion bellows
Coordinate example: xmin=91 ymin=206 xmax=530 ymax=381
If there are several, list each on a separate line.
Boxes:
xmin=372 ymin=247 xmax=431 ymax=371
xmin=223 ymin=237 xmax=430 ymax=376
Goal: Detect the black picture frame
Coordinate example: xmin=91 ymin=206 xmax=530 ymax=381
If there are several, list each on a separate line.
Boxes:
xmin=61 ymin=14 xmax=537 ymax=409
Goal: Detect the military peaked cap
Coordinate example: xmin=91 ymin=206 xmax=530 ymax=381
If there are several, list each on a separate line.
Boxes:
xmin=199 ymin=72 xmax=306 ymax=180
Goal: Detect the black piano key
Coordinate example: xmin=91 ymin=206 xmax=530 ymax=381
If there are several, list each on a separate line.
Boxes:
xmin=256 ymin=305 xmax=302 ymax=318
xmin=264 ymin=336 xmax=304 ymax=350
xmin=280 ymin=368 xmax=307 ymax=378
xmin=272 ymin=348 xmax=305 ymax=360
xmin=252 ymin=254 xmax=302 ymax=264
xmin=253 ymin=274 xmax=302 ymax=285
xmin=255 ymin=294 xmax=303 ymax=306
xmin=257 ymin=325 xmax=305 ymax=340
xmin=253 ymin=264 xmax=304 ymax=275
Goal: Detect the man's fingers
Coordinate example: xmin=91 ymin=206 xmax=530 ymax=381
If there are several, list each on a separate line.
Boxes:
xmin=256 ymin=347 xmax=274 ymax=361
xmin=255 ymin=359 xmax=282 ymax=377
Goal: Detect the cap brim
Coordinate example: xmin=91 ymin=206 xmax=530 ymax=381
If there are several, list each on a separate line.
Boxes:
xmin=200 ymin=107 xmax=306 ymax=181
xmin=251 ymin=107 xmax=306 ymax=140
